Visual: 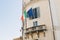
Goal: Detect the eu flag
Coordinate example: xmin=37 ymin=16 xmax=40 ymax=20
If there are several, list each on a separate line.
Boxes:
xmin=27 ymin=8 xmax=33 ymax=18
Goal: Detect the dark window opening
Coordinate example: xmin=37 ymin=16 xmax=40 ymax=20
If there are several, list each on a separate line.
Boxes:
xmin=33 ymin=21 xmax=38 ymax=26
xmin=27 ymin=7 xmax=40 ymax=19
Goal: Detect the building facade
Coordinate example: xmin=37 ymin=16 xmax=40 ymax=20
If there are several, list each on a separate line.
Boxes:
xmin=49 ymin=0 xmax=60 ymax=40
xmin=13 ymin=37 xmax=22 ymax=40
xmin=22 ymin=0 xmax=60 ymax=40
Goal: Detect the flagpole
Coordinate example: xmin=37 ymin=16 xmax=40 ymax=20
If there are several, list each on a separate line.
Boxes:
xmin=22 ymin=0 xmax=24 ymax=40
xmin=22 ymin=1 xmax=27 ymax=40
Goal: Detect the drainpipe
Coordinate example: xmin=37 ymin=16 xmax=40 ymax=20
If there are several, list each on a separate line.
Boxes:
xmin=48 ymin=0 xmax=55 ymax=40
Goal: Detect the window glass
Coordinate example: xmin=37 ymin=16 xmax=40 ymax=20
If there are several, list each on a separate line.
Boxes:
xmin=27 ymin=7 xmax=40 ymax=19
xmin=32 ymin=7 xmax=40 ymax=19
xmin=33 ymin=8 xmax=37 ymax=18
xmin=33 ymin=21 xmax=38 ymax=26
xmin=37 ymin=7 xmax=40 ymax=17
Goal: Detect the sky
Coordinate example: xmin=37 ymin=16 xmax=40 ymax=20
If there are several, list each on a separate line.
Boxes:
xmin=0 ymin=0 xmax=22 ymax=40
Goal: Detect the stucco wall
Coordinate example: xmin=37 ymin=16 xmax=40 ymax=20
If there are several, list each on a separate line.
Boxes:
xmin=23 ymin=0 xmax=54 ymax=40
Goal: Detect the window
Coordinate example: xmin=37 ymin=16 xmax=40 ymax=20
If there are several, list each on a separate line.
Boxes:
xmin=33 ymin=8 xmax=38 ymax=18
xmin=32 ymin=7 xmax=40 ymax=19
xmin=27 ymin=7 xmax=40 ymax=19
xmin=33 ymin=21 xmax=38 ymax=26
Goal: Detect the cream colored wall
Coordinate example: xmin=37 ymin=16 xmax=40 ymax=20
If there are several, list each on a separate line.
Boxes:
xmin=23 ymin=0 xmax=60 ymax=40
xmin=55 ymin=0 xmax=60 ymax=40
xmin=26 ymin=0 xmax=52 ymax=29
xmin=22 ymin=0 xmax=60 ymax=40
xmin=54 ymin=0 xmax=60 ymax=26
xmin=24 ymin=0 xmax=30 ymax=5
xmin=50 ymin=0 xmax=60 ymax=28
xmin=51 ymin=0 xmax=60 ymax=40
xmin=24 ymin=0 xmax=54 ymax=40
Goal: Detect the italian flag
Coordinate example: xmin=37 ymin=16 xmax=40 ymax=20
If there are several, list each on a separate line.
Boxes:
xmin=21 ymin=10 xmax=27 ymax=21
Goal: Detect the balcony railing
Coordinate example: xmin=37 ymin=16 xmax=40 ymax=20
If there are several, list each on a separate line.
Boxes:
xmin=25 ymin=25 xmax=46 ymax=34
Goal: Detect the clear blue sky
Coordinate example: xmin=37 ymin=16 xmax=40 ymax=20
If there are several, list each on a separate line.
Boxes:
xmin=0 ymin=0 xmax=22 ymax=40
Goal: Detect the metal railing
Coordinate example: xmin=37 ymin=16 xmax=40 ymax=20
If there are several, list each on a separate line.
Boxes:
xmin=25 ymin=25 xmax=46 ymax=34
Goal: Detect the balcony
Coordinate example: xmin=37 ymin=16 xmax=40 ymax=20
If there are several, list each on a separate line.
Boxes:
xmin=25 ymin=25 xmax=46 ymax=34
